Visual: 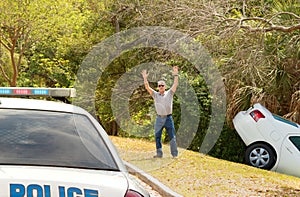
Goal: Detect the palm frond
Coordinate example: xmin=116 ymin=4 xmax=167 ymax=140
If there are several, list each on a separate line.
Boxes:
xmin=283 ymin=90 xmax=300 ymax=124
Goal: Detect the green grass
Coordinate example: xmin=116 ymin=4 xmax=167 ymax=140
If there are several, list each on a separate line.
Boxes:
xmin=110 ymin=136 xmax=300 ymax=197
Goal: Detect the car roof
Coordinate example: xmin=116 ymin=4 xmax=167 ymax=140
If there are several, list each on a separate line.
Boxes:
xmin=0 ymin=97 xmax=83 ymax=114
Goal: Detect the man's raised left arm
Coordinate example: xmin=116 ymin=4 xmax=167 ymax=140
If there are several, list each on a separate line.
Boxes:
xmin=171 ymin=66 xmax=179 ymax=93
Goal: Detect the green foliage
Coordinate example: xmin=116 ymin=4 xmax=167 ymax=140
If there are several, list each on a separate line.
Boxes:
xmin=208 ymin=125 xmax=246 ymax=163
xmin=1 ymin=0 xmax=299 ymax=164
xmin=103 ymin=0 xmax=299 ymax=163
xmin=0 ymin=0 xmax=114 ymax=87
xmin=0 ymin=46 xmax=13 ymax=86
xmin=95 ymin=48 xmax=183 ymax=136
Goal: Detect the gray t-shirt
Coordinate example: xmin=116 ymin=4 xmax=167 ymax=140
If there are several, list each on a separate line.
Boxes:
xmin=152 ymin=90 xmax=174 ymax=116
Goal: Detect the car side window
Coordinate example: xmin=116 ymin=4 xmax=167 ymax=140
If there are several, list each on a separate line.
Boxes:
xmin=289 ymin=136 xmax=300 ymax=151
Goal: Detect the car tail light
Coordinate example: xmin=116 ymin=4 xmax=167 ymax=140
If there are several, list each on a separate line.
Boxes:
xmin=124 ymin=190 xmax=143 ymax=197
xmin=250 ymin=110 xmax=265 ymax=122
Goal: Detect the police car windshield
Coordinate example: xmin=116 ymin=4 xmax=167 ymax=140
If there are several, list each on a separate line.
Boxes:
xmin=0 ymin=109 xmax=118 ymax=170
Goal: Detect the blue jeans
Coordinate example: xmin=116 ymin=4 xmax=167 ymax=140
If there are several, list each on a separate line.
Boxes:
xmin=154 ymin=115 xmax=178 ymax=157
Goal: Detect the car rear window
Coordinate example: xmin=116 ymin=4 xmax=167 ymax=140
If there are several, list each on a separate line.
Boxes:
xmin=0 ymin=109 xmax=118 ymax=170
xmin=273 ymin=114 xmax=299 ymax=128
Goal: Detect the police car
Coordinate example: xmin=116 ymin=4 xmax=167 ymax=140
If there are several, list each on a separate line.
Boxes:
xmin=233 ymin=103 xmax=300 ymax=177
xmin=0 ymin=87 xmax=150 ymax=197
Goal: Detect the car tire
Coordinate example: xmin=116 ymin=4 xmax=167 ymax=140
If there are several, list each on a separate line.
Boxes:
xmin=245 ymin=143 xmax=276 ymax=170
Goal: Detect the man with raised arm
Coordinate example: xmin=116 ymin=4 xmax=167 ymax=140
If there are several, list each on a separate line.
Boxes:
xmin=141 ymin=66 xmax=179 ymax=158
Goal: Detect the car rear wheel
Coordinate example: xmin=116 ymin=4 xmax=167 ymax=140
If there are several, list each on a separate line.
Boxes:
xmin=245 ymin=143 xmax=276 ymax=170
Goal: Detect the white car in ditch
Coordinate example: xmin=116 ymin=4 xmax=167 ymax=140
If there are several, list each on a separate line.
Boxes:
xmin=233 ymin=103 xmax=300 ymax=177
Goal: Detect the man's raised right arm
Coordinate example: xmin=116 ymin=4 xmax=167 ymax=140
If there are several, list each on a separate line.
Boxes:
xmin=141 ymin=70 xmax=154 ymax=96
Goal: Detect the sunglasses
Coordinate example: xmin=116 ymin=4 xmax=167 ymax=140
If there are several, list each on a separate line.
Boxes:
xmin=158 ymin=85 xmax=165 ymax=87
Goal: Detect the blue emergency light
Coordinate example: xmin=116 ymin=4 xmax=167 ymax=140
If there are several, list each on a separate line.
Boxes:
xmin=32 ymin=89 xmax=49 ymax=95
xmin=0 ymin=89 xmax=12 ymax=95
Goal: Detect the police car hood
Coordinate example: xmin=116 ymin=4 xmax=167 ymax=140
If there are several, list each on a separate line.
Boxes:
xmin=0 ymin=165 xmax=129 ymax=197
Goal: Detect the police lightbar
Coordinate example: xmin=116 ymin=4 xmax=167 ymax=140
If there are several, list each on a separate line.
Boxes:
xmin=0 ymin=87 xmax=76 ymax=97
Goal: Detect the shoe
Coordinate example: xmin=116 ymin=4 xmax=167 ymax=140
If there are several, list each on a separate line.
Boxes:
xmin=172 ymin=155 xmax=178 ymax=159
xmin=153 ymin=155 xmax=162 ymax=158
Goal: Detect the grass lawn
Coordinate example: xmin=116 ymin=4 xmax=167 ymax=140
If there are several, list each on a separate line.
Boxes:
xmin=110 ymin=136 xmax=300 ymax=197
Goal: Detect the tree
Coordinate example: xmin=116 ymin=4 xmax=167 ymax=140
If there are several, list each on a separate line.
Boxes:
xmin=0 ymin=0 xmax=101 ymax=87
xmin=211 ymin=0 xmax=300 ymax=123
xmin=107 ymin=0 xmax=300 ymax=122
xmin=101 ymin=0 xmax=300 ymax=161
xmin=0 ymin=1 xmax=32 ymax=86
